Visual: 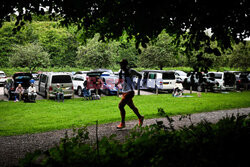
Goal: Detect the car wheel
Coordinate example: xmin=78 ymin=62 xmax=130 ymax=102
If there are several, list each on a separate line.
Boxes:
xmin=45 ymin=91 xmax=47 ymax=98
xmin=77 ymin=87 xmax=82 ymax=96
xmin=105 ymin=89 xmax=109 ymax=95
xmin=3 ymin=89 xmax=7 ymax=96
xmin=8 ymin=93 xmax=12 ymax=100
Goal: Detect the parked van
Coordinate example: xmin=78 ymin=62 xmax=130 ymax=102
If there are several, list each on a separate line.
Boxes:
xmin=37 ymin=72 xmax=74 ymax=99
xmin=140 ymin=70 xmax=182 ymax=92
xmin=207 ymin=71 xmax=236 ymax=90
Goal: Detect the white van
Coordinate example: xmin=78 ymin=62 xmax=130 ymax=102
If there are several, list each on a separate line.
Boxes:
xmin=37 ymin=72 xmax=74 ymax=99
xmin=207 ymin=71 xmax=236 ymax=90
xmin=140 ymin=70 xmax=182 ymax=92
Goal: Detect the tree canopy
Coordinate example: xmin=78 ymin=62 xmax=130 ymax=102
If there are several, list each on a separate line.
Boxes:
xmin=1 ymin=0 xmax=250 ymax=71
xmin=10 ymin=42 xmax=50 ymax=73
xmin=1 ymin=1 xmax=249 ymax=48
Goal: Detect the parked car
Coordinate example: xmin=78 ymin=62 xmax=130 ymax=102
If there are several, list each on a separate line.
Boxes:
xmin=0 ymin=71 xmax=7 ymax=86
xmin=207 ymin=71 xmax=236 ymax=91
xmin=72 ymin=74 xmax=87 ymax=96
xmin=140 ymin=70 xmax=182 ymax=93
xmin=174 ymin=70 xmax=187 ymax=83
xmin=75 ymin=71 xmax=88 ymax=75
xmin=100 ymin=75 xmax=122 ymax=95
xmin=236 ymin=72 xmax=250 ymax=90
xmin=91 ymin=69 xmax=114 ymax=75
xmin=36 ymin=72 xmax=74 ymax=99
xmin=4 ymin=72 xmax=33 ymax=100
xmin=183 ymin=72 xmax=219 ymax=92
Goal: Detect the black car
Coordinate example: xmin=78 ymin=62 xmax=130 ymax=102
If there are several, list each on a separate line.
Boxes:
xmin=236 ymin=72 xmax=250 ymax=90
xmin=183 ymin=72 xmax=219 ymax=92
xmin=4 ymin=72 xmax=33 ymax=100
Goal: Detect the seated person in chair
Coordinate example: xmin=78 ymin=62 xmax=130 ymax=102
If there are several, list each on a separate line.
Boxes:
xmin=53 ymin=83 xmax=64 ymax=102
xmin=15 ymin=84 xmax=24 ymax=102
xmin=28 ymin=83 xmax=37 ymax=100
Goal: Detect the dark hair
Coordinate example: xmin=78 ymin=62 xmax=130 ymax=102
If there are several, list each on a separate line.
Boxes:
xmin=120 ymin=59 xmax=128 ymax=66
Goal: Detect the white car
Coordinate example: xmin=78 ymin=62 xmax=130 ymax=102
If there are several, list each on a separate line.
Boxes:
xmin=174 ymin=70 xmax=187 ymax=83
xmin=0 ymin=71 xmax=7 ymax=86
xmin=72 ymin=74 xmax=87 ymax=96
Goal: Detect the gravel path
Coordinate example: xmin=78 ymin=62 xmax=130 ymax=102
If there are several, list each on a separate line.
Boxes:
xmin=1 ymin=107 xmax=250 ymax=167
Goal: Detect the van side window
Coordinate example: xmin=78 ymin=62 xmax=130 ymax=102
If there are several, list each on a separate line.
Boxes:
xmin=41 ymin=75 xmax=47 ymax=83
xmin=149 ymin=73 xmax=156 ymax=79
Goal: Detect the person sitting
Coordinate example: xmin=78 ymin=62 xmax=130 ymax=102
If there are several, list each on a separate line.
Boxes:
xmin=53 ymin=83 xmax=64 ymax=102
xmin=15 ymin=84 xmax=24 ymax=102
xmin=28 ymin=83 xmax=37 ymax=101
xmin=172 ymin=87 xmax=183 ymax=97
xmin=83 ymin=77 xmax=92 ymax=100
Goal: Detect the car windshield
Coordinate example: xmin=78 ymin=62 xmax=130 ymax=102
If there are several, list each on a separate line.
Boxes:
xmin=0 ymin=73 xmax=5 ymax=77
xmin=208 ymin=73 xmax=222 ymax=79
xmin=162 ymin=73 xmax=175 ymax=79
xmin=103 ymin=77 xmax=118 ymax=84
xmin=176 ymin=71 xmax=187 ymax=76
xmin=52 ymin=75 xmax=72 ymax=83
xmin=87 ymin=72 xmax=102 ymax=77
xmin=14 ymin=76 xmax=32 ymax=80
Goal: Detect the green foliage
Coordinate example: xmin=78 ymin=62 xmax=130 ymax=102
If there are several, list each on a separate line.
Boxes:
xmin=9 ymin=42 xmax=50 ymax=73
xmin=19 ymin=113 xmax=250 ymax=167
xmin=76 ymin=34 xmax=115 ymax=68
xmin=0 ymin=21 xmax=79 ymax=68
xmin=0 ymin=22 xmax=20 ymax=67
xmin=139 ymin=31 xmax=180 ymax=70
xmin=35 ymin=22 xmax=79 ymax=67
xmin=229 ymin=42 xmax=250 ymax=71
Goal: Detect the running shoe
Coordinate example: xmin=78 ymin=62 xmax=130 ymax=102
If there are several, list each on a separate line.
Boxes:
xmin=138 ymin=116 xmax=144 ymax=126
xmin=116 ymin=122 xmax=125 ymax=129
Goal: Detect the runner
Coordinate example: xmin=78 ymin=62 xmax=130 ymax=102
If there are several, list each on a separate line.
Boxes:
xmin=115 ymin=59 xmax=144 ymax=129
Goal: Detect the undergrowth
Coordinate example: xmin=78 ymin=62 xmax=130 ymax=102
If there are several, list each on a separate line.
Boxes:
xmin=19 ymin=111 xmax=250 ymax=167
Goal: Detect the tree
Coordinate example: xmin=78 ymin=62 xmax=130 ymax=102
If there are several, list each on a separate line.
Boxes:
xmin=139 ymin=31 xmax=178 ymax=70
xmin=10 ymin=42 xmax=50 ymax=73
xmin=76 ymin=34 xmax=114 ymax=68
xmin=229 ymin=42 xmax=250 ymax=71
xmin=0 ymin=21 xmax=79 ymax=67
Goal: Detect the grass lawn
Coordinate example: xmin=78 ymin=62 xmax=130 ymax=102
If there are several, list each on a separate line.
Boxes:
xmin=1 ymin=91 xmax=250 ymax=136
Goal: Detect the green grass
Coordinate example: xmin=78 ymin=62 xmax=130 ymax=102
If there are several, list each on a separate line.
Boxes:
xmin=1 ymin=91 xmax=250 ymax=136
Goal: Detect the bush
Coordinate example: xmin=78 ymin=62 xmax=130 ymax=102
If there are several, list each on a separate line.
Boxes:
xmin=19 ymin=113 xmax=250 ymax=167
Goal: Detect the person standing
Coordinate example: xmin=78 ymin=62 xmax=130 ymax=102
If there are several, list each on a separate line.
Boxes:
xmin=115 ymin=59 xmax=144 ymax=129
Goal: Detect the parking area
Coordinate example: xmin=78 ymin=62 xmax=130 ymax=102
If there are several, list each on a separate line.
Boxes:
xmin=0 ymin=86 xmax=158 ymax=101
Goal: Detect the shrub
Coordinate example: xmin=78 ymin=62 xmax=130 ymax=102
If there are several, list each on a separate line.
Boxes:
xmin=19 ymin=113 xmax=250 ymax=167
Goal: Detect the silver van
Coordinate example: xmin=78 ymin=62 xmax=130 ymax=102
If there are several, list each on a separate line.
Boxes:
xmin=37 ymin=72 xmax=74 ymax=99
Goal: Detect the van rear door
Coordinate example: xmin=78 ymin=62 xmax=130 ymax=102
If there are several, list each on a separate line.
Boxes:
xmin=51 ymin=75 xmax=73 ymax=96
xmin=162 ymin=72 xmax=176 ymax=90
